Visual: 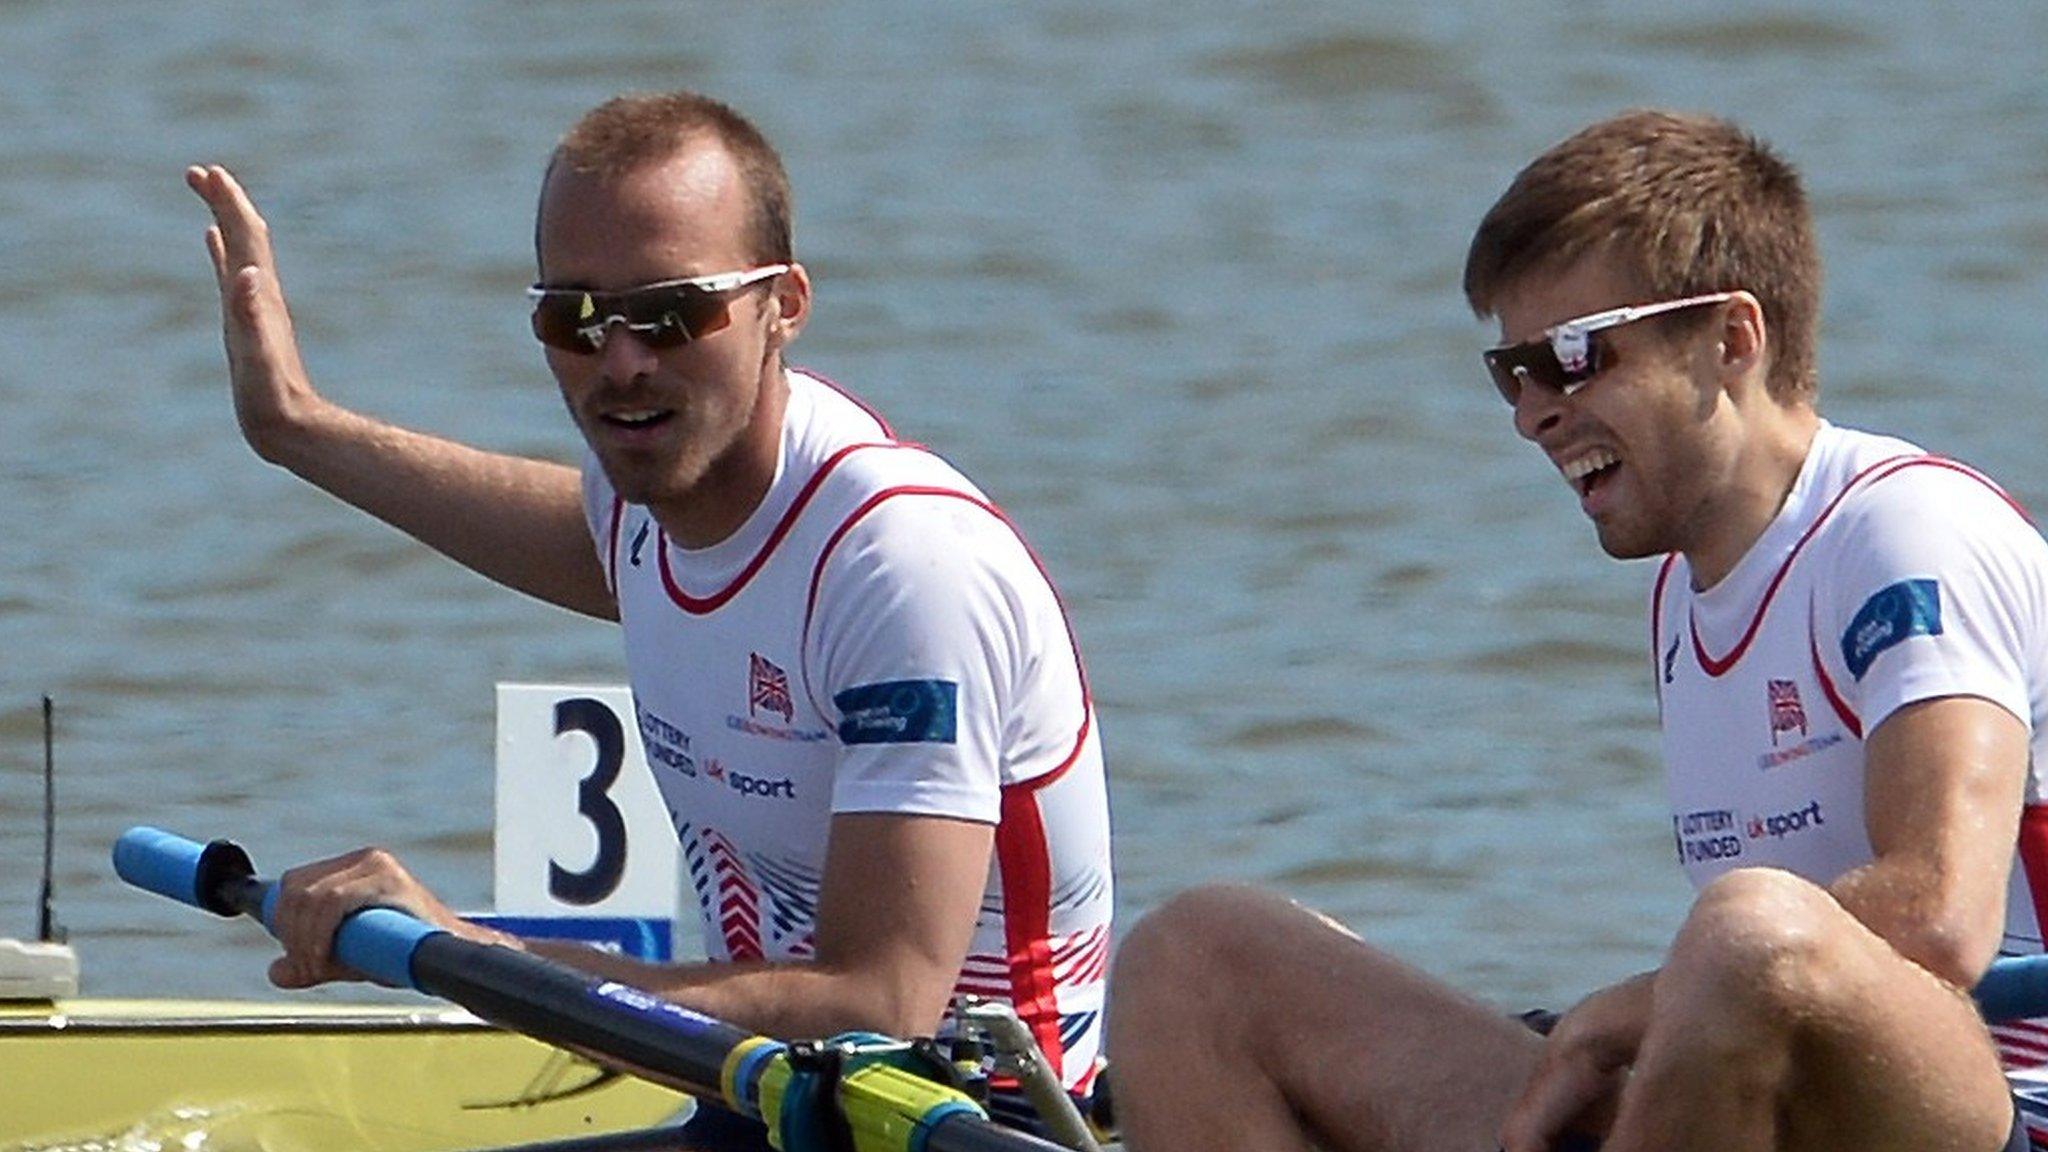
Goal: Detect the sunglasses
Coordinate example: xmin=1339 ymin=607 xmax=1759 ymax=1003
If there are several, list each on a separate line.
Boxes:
xmin=1482 ymin=291 xmax=1735 ymax=406
xmin=527 ymin=264 xmax=790 ymax=354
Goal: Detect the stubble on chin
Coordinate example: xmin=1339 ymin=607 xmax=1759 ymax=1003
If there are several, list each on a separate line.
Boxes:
xmin=597 ymin=448 xmax=709 ymax=511
xmin=1592 ymin=516 xmax=1665 ymax=562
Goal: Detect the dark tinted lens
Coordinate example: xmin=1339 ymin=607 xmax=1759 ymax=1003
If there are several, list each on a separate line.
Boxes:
xmin=529 ymin=284 xmax=734 ymax=354
xmin=638 ymin=286 xmax=734 ymax=345
xmin=1481 ymin=335 xmax=1602 ymax=405
xmin=1484 ymin=341 xmax=1564 ymax=405
xmin=530 ymin=295 xmax=597 ymax=352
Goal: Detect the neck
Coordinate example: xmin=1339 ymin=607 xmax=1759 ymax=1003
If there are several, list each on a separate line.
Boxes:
xmin=650 ymin=365 xmax=790 ymax=550
xmin=1685 ymin=404 xmax=1820 ymax=590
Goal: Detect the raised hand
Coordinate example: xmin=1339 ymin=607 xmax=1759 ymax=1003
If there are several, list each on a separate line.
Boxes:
xmin=185 ymin=164 xmax=330 ymax=463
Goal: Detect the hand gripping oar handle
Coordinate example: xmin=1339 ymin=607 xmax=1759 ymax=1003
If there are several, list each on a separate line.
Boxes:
xmin=112 ymin=826 xmax=439 ymax=986
xmin=113 ymin=827 xmax=1067 ymax=1152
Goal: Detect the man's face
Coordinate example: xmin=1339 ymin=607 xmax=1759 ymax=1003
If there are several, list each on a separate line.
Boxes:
xmin=1491 ymin=256 xmax=1733 ymax=563
xmin=535 ymin=143 xmax=804 ymax=538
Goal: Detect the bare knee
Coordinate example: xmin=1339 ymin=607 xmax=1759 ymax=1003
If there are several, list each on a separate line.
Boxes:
xmin=1663 ymin=868 xmax=1849 ymax=1025
xmin=1114 ymin=884 xmax=1309 ymax=998
xmin=1110 ymin=883 xmax=1381 ymax=1043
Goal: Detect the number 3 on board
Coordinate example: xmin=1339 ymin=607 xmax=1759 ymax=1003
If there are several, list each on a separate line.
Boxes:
xmin=493 ymin=684 xmax=680 ymax=923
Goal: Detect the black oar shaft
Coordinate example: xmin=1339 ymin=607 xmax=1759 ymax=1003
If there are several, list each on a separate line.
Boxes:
xmin=410 ymin=935 xmax=752 ymax=1100
xmin=115 ymin=828 xmax=1071 ymax=1152
xmin=210 ymin=864 xmax=753 ymax=1100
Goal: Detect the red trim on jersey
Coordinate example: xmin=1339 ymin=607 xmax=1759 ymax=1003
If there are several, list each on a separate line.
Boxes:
xmin=800 ymin=484 xmax=1100 ymax=1080
xmin=1651 ymin=553 xmax=1680 ymax=711
xmin=996 ymin=784 xmax=1067 ymax=1083
xmin=1057 ymin=923 xmax=1112 ymax=987
xmin=1689 ymin=454 xmax=1917 ymax=677
xmin=2018 ymin=806 xmax=2048 ymax=950
xmin=603 ymin=496 xmax=625 ymax=596
xmin=1688 ymin=453 xmax=2024 ymax=677
xmin=1808 ymin=624 xmax=1863 ymax=738
xmin=795 ymin=367 xmax=894 ymax=439
xmin=1908 ymin=456 xmax=2033 ymax=525
xmin=654 ymin=441 xmax=904 ymax=615
xmin=703 ymin=829 xmax=764 ymax=961
xmin=802 ymin=486 xmax=1096 ymax=787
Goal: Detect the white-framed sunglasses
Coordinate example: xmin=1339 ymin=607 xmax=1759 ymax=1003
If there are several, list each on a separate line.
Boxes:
xmin=527 ymin=264 xmax=790 ymax=354
xmin=1483 ymin=291 xmax=1736 ymax=405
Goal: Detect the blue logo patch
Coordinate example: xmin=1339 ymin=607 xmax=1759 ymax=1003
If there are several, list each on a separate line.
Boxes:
xmin=1841 ymin=579 xmax=1942 ymax=681
xmin=834 ymin=679 xmax=958 ymax=745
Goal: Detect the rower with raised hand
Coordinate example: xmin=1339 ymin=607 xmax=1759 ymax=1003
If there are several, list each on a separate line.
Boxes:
xmin=1107 ymin=109 xmax=2048 ymax=1152
xmin=186 ymin=90 xmax=1112 ymax=1148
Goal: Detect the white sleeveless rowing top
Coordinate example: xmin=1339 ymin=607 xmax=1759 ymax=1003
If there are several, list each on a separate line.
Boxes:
xmin=581 ymin=369 xmax=1112 ymax=1091
xmin=1651 ymin=421 xmax=2048 ymax=1086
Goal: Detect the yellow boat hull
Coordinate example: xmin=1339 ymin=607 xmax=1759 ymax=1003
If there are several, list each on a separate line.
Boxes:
xmin=0 ymin=998 xmax=688 ymax=1152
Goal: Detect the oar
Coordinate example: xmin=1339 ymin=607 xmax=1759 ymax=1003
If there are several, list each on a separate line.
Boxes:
xmin=113 ymin=827 xmax=1069 ymax=1152
xmin=1974 ymin=952 xmax=2048 ymax=1024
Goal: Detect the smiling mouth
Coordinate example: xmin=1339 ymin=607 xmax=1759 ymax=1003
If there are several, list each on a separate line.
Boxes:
xmin=1562 ymin=448 xmax=1620 ymax=498
xmin=601 ymin=409 xmax=674 ymax=431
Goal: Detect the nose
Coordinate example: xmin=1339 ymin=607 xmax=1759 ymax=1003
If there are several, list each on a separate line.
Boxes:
xmin=595 ymin=321 xmax=663 ymax=384
xmin=1511 ymin=377 xmax=1567 ymax=442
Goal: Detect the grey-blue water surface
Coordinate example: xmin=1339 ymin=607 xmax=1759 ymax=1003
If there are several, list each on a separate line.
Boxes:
xmin=1 ymin=0 xmax=2044 ymax=1014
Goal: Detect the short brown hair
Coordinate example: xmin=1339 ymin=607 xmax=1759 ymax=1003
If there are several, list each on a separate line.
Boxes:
xmin=1463 ymin=110 xmax=1820 ymax=400
xmin=542 ymin=90 xmax=793 ymax=264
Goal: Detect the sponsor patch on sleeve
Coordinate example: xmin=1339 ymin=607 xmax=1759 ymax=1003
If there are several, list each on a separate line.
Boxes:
xmin=833 ymin=679 xmax=958 ymax=745
xmin=1840 ymin=578 xmax=1942 ymax=681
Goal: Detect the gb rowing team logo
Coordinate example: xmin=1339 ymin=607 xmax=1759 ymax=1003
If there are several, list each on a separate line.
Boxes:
xmin=749 ymin=652 xmax=794 ymax=723
xmin=725 ymin=653 xmax=828 ymax=744
xmin=1767 ymin=678 xmax=1807 ymax=744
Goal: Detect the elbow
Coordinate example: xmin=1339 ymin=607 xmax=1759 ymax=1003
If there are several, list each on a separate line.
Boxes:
xmin=806 ymin=955 xmax=950 ymax=1037
xmin=819 ymin=1002 xmax=943 ymax=1042
xmin=864 ymin=987 xmax=953 ymax=1040
xmin=1895 ymin=916 xmax=2002 ymax=990
xmin=832 ymin=972 xmax=953 ymax=1040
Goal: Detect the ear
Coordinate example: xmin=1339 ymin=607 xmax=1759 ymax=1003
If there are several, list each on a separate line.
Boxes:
xmin=767 ymin=262 xmax=812 ymax=352
xmin=1717 ymin=290 xmax=1769 ymax=388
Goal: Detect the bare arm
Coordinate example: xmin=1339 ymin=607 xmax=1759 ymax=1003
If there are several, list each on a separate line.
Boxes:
xmin=187 ymin=164 xmax=615 ymax=620
xmin=536 ymin=812 xmax=993 ymax=1038
xmin=1829 ymin=694 xmax=2028 ymax=988
xmin=271 ymin=810 xmax=993 ymax=1041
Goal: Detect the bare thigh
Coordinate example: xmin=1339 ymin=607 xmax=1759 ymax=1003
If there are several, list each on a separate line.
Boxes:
xmin=1112 ymin=885 xmax=1544 ymax=1152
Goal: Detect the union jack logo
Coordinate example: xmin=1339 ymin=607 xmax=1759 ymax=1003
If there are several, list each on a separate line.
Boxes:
xmin=1767 ymin=678 xmax=1807 ymax=744
xmin=749 ymin=652 xmax=794 ymax=723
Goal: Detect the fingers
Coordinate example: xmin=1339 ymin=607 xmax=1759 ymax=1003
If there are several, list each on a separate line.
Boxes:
xmin=186 ymin=162 xmax=324 ymax=453
xmin=1498 ymin=1075 xmax=1568 ymax=1152
xmin=266 ymin=847 xmax=426 ymax=989
xmin=188 ymin=165 xmax=278 ymax=337
xmin=229 ymin=265 xmax=272 ymax=336
xmin=203 ymin=225 xmax=227 ymax=282
xmin=1498 ymin=1051 xmax=1619 ymax=1152
xmin=185 ymin=162 xmax=276 ymax=282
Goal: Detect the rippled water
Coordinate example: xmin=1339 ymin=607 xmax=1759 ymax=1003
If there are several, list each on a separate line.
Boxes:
xmin=2 ymin=0 xmax=2045 ymax=1016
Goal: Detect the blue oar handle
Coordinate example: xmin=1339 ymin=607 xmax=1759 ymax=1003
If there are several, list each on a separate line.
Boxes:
xmin=112 ymin=826 xmax=441 ymax=990
xmin=1977 ymin=953 xmax=2048 ymax=1023
xmin=114 ymin=827 xmax=1069 ymax=1152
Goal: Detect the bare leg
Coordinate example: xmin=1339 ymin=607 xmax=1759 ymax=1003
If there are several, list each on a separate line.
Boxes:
xmin=1107 ymin=884 xmax=1542 ymax=1152
xmin=1606 ymin=869 xmax=2011 ymax=1152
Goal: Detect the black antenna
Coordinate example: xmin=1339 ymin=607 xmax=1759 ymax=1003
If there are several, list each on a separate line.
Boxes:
xmin=39 ymin=695 xmax=63 ymax=944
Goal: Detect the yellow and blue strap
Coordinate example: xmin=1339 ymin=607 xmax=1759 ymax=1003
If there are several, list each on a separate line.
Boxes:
xmin=726 ymin=1032 xmax=988 ymax=1152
